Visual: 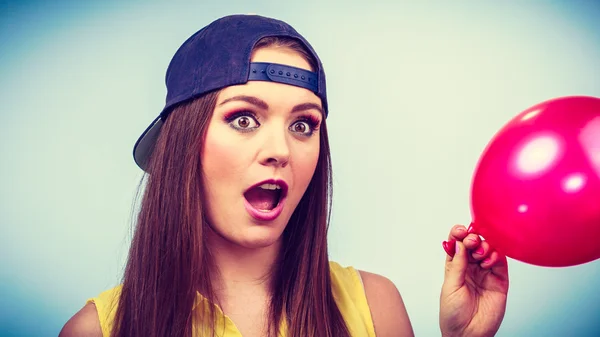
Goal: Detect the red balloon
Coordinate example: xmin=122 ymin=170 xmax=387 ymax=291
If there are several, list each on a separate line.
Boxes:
xmin=470 ymin=96 xmax=600 ymax=267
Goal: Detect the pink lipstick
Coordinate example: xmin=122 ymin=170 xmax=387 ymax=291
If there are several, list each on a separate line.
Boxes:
xmin=243 ymin=179 xmax=288 ymax=222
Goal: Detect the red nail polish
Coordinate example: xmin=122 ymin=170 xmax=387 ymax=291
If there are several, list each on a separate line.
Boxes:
xmin=475 ymin=246 xmax=484 ymax=255
xmin=467 ymin=222 xmax=475 ymax=234
xmin=443 ymin=239 xmax=456 ymax=256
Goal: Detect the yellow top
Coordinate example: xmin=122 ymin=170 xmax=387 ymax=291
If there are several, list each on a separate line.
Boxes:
xmin=87 ymin=261 xmax=376 ymax=337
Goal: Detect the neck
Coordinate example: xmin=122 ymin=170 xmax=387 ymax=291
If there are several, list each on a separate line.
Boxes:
xmin=205 ymin=227 xmax=281 ymax=300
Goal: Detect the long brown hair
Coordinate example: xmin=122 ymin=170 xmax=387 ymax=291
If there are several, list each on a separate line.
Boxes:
xmin=111 ymin=37 xmax=350 ymax=337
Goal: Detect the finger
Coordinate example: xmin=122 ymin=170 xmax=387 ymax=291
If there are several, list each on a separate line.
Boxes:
xmin=462 ymin=233 xmax=481 ymax=250
xmin=467 ymin=240 xmax=488 ymax=264
xmin=442 ymin=239 xmax=456 ymax=259
xmin=447 ymin=224 xmax=469 ymax=242
xmin=444 ymin=240 xmax=468 ymax=290
xmin=490 ymin=252 xmax=509 ymax=280
xmin=480 ymin=250 xmax=504 ymax=269
xmin=442 ymin=224 xmax=471 ymax=258
xmin=442 ymin=231 xmax=482 ymax=259
xmin=471 ymin=240 xmax=491 ymax=261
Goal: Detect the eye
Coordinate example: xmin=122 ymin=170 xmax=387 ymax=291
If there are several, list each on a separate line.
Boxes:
xmin=289 ymin=116 xmax=321 ymax=136
xmin=291 ymin=121 xmax=310 ymax=134
xmin=225 ymin=112 xmax=260 ymax=131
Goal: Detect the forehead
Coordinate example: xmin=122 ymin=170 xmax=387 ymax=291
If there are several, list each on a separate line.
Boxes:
xmin=251 ymin=46 xmax=313 ymax=72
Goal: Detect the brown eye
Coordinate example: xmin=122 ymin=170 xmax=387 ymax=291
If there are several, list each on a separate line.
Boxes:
xmin=227 ymin=113 xmax=259 ymax=131
xmin=237 ymin=117 xmax=250 ymax=128
xmin=294 ymin=122 xmax=306 ymax=133
xmin=290 ymin=121 xmax=313 ymax=135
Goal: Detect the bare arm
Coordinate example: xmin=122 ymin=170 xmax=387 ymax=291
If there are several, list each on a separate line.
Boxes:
xmin=58 ymin=303 xmax=103 ymax=337
xmin=359 ymin=270 xmax=415 ymax=337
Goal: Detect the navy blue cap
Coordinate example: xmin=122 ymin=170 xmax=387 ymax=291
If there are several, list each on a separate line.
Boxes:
xmin=133 ymin=14 xmax=328 ymax=171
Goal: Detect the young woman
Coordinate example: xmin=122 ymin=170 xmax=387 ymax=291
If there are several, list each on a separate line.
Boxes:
xmin=59 ymin=14 xmax=509 ymax=337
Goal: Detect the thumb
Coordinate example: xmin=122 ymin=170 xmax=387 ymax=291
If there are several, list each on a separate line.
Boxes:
xmin=444 ymin=240 xmax=468 ymax=290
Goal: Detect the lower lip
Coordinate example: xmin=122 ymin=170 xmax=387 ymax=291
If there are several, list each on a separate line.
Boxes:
xmin=243 ymin=196 xmax=286 ymax=222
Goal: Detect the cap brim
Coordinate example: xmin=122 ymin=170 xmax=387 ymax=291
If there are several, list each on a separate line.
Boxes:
xmin=133 ymin=115 xmax=164 ymax=172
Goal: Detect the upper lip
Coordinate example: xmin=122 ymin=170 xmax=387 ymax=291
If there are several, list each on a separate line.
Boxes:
xmin=244 ymin=178 xmax=289 ymax=198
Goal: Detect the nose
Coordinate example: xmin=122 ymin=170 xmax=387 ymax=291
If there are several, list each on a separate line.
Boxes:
xmin=259 ymin=126 xmax=290 ymax=168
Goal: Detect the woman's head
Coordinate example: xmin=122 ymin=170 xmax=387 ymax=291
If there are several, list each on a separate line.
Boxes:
xmin=133 ymin=14 xmax=333 ymax=254
xmin=115 ymin=14 xmax=349 ymax=337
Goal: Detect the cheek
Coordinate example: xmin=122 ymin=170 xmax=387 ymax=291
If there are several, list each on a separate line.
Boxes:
xmin=201 ymin=127 xmax=246 ymax=195
xmin=292 ymin=141 xmax=320 ymax=188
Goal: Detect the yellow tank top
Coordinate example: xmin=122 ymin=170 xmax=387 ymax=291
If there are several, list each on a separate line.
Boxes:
xmin=87 ymin=261 xmax=376 ymax=337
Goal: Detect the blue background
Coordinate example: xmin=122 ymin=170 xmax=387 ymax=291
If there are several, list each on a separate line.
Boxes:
xmin=1 ymin=0 xmax=599 ymax=336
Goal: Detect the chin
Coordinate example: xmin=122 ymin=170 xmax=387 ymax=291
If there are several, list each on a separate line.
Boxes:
xmin=236 ymin=224 xmax=286 ymax=249
xmin=207 ymin=207 xmax=292 ymax=250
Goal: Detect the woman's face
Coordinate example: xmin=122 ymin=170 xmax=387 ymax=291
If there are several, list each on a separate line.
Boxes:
xmin=201 ymin=46 xmax=322 ymax=249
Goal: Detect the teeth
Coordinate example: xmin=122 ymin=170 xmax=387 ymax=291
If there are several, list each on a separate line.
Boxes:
xmin=259 ymin=183 xmax=281 ymax=190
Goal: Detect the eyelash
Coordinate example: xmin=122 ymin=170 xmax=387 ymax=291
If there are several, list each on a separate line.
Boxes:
xmin=224 ymin=111 xmax=260 ymax=133
xmin=224 ymin=111 xmax=321 ymax=136
xmin=292 ymin=115 xmax=321 ymax=136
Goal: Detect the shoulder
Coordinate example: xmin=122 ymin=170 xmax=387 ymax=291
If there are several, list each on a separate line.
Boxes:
xmin=59 ymin=303 xmax=103 ymax=337
xmin=358 ymin=270 xmax=415 ymax=337
xmin=60 ymin=285 xmax=122 ymax=337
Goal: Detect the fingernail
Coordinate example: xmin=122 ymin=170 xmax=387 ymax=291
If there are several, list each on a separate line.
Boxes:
xmin=474 ymin=246 xmax=484 ymax=255
xmin=468 ymin=237 xmax=479 ymax=245
xmin=467 ymin=223 xmax=475 ymax=233
xmin=483 ymin=257 xmax=492 ymax=264
xmin=442 ymin=239 xmax=456 ymax=256
xmin=455 ymin=240 xmax=460 ymax=254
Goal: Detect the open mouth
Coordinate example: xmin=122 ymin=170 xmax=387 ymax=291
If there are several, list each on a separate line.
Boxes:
xmin=244 ymin=183 xmax=283 ymax=212
xmin=243 ymin=180 xmax=288 ymax=221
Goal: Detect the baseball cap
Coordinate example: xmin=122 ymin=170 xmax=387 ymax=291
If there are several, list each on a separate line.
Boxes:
xmin=132 ymin=14 xmax=328 ymax=171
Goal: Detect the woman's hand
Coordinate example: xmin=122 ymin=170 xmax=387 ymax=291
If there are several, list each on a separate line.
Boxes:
xmin=439 ymin=224 xmax=509 ymax=337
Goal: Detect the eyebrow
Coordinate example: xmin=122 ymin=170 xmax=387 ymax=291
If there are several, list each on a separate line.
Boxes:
xmin=219 ymin=95 xmax=268 ymax=110
xmin=218 ymin=95 xmax=324 ymax=115
xmin=291 ymin=103 xmax=324 ymax=115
